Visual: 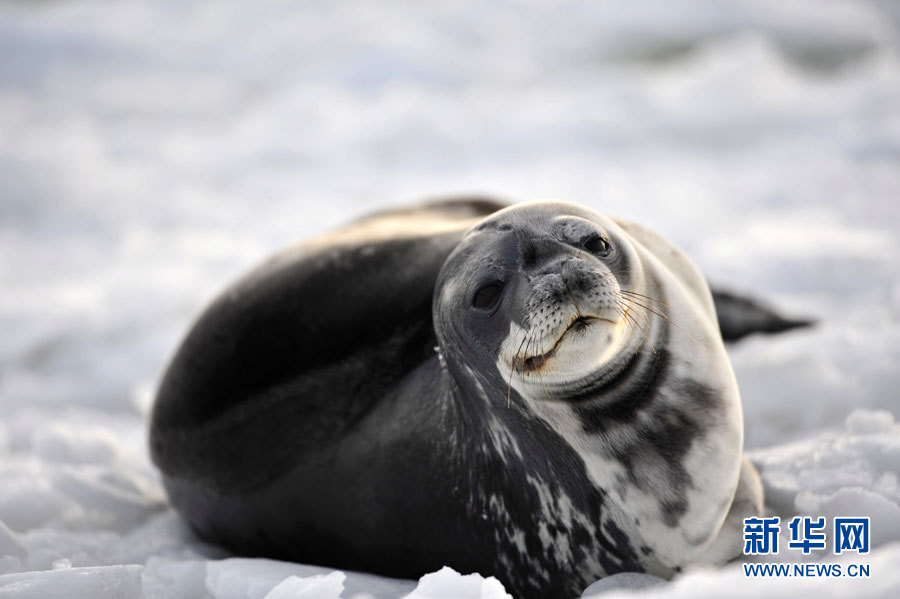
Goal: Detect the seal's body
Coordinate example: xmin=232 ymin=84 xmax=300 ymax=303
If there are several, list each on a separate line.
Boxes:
xmin=151 ymin=200 xmax=769 ymax=599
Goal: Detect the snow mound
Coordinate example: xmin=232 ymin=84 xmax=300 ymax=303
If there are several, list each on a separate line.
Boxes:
xmin=402 ymin=567 xmax=512 ymax=599
xmin=750 ymin=409 xmax=900 ymax=549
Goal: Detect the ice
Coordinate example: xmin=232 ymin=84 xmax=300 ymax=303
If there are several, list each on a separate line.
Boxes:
xmin=205 ymin=559 xmax=335 ymax=599
xmin=2 ymin=0 xmax=899 ymax=597
xmin=587 ymin=544 xmax=900 ymax=599
xmin=581 ymin=572 xmax=666 ymax=596
xmin=401 ymin=567 xmax=512 ymax=599
xmin=141 ymin=559 xmax=210 ymax=599
xmin=0 ymin=565 xmax=144 ymax=599
xmin=262 ymin=572 xmax=345 ymax=599
xmin=203 ymin=558 xmax=414 ymax=599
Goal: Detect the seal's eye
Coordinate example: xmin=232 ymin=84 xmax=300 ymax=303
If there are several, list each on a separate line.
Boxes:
xmin=583 ymin=234 xmax=610 ymax=257
xmin=472 ymin=281 xmax=504 ymax=311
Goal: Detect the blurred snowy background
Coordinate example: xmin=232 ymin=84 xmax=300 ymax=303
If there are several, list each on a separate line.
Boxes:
xmin=1 ymin=0 xmax=899 ymax=597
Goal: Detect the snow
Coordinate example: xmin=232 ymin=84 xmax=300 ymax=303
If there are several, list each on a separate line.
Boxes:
xmin=262 ymin=573 xmax=345 ymax=599
xmin=401 ymin=567 xmax=511 ymax=599
xmin=584 ymin=544 xmax=900 ymax=599
xmin=580 ymin=573 xmax=665 ymax=596
xmin=1 ymin=0 xmax=898 ymax=597
xmin=749 ymin=410 xmax=900 ymax=550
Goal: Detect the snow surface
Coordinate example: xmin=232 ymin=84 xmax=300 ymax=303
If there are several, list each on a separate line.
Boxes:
xmin=1 ymin=0 xmax=899 ymax=597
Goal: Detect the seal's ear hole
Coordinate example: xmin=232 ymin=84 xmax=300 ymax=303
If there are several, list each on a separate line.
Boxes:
xmin=583 ymin=234 xmax=611 ymax=257
xmin=472 ymin=281 xmax=504 ymax=311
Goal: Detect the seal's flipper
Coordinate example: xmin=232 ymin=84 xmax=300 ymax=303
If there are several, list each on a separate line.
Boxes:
xmin=711 ymin=288 xmax=814 ymax=342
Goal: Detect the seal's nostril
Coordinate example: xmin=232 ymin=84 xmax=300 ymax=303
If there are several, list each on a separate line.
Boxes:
xmin=521 ymin=240 xmax=538 ymax=267
xmin=562 ymin=260 xmax=592 ymax=293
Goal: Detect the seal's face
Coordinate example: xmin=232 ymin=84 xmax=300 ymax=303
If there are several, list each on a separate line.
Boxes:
xmin=434 ymin=201 xmax=648 ymax=399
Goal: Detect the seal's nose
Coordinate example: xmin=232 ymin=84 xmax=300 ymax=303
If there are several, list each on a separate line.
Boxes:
xmin=527 ymin=257 xmax=601 ymax=308
xmin=517 ymin=232 xmax=572 ymax=271
xmin=561 ymin=259 xmax=594 ymax=294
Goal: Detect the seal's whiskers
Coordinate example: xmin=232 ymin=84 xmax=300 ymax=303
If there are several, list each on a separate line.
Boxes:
xmin=620 ymin=292 xmax=700 ymax=345
xmin=508 ymin=333 xmax=529 ymax=407
xmin=615 ymin=301 xmax=656 ymax=354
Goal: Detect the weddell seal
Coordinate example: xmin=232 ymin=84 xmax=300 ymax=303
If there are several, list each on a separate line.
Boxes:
xmin=150 ymin=199 xmax=801 ymax=599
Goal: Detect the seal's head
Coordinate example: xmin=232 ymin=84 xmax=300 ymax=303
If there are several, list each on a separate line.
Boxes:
xmin=433 ymin=201 xmax=745 ymax=575
xmin=433 ymin=201 xmax=654 ymax=401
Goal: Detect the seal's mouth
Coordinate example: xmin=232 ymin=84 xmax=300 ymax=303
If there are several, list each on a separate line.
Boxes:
xmin=515 ymin=315 xmax=612 ymax=373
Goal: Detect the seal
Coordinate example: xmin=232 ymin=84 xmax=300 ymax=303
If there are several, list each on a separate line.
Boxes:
xmin=150 ymin=199 xmax=769 ymax=599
